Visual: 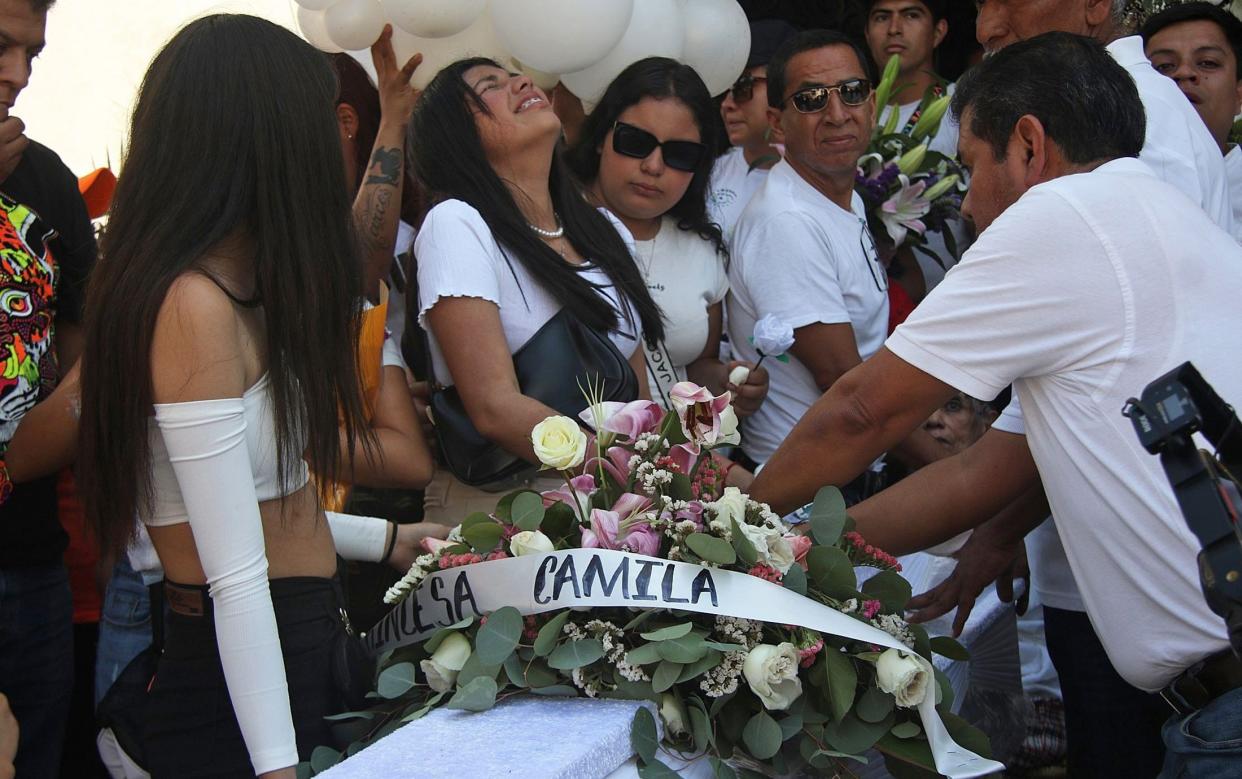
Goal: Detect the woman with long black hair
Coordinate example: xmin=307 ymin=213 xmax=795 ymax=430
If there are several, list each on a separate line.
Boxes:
xmin=567 ymin=58 xmax=769 ymax=418
xmin=408 ymin=57 xmax=664 ymax=523
xmin=79 ymin=15 xmax=376 ymax=777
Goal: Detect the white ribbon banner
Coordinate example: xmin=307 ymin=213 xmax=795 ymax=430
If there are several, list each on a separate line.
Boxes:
xmin=363 ymin=549 xmax=1004 ymax=779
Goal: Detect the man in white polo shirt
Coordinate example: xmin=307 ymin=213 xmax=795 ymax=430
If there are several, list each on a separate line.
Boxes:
xmin=976 ymin=0 xmax=1233 ymax=233
xmin=726 ymin=29 xmax=940 ymax=481
xmin=750 ymin=33 xmax=1242 ymax=776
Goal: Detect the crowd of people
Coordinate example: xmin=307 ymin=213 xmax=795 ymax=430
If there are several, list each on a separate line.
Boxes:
xmin=2 ymin=0 xmax=1242 ymax=777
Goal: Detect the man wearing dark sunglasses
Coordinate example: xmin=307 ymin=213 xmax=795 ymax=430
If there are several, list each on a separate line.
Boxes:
xmin=708 ymin=19 xmax=797 ymax=244
xmin=725 ymin=29 xmax=944 ymax=477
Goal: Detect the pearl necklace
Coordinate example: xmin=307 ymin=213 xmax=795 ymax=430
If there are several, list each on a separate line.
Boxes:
xmin=527 ymin=215 xmax=564 ymax=239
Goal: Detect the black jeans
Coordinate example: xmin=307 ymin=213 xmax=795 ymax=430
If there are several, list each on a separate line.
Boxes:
xmin=144 ymin=575 xmax=355 ymax=778
xmin=1043 ymin=606 xmax=1170 ymax=778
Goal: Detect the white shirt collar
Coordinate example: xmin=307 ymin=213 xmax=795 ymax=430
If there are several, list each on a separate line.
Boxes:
xmin=1105 ymin=35 xmax=1148 ymax=68
xmin=770 ymin=158 xmax=858 ymax=220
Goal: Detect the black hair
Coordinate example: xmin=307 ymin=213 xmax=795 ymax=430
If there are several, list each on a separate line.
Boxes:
xmin=29 ymin=0 xmax=54 ymax=11
xmin=567 ymin=57 xmax=726 ymax=255
xmin=80 ymin=14 xmax=371 ymax=555
xmin=865 ymin=0 xmax=948 ymax=23
xmin=1140 ymin=2 xmax=1242 ymax=80
xmin=951 ymin=32 xmax=1145 ymax=164
xmin=409 ymin=57 xmax=664 ymax=345
xmin=767 ymin=29 xmax=877 ymax=109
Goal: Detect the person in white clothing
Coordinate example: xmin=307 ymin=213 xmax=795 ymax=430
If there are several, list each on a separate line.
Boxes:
xmin=750 ymin=34 xmax=1242 ymax=776
xmin=707 ymin=19 xmax=797 ymax=245
xmin=1142 ymin=2 xmax=1242 ymax=243
xmin=864 ymin=0 xmax=965 ymax=292
xmin=976 ymin=0 xmax=1234 ymax=234
xmin=726 ymin=29 xmax=943 ymax=479
xmin=567 ymin=57 xmax=768 ymax=419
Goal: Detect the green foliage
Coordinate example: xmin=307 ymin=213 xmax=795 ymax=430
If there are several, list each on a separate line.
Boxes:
xmin=823 ymin=711 xmax=893 ymax=754
xmin=632 ymin=706 xmax=660 ymax=763
xmin=730 ymin=519 xmax=759 ymax=566
xmin=806 ymin=546 xmax=857 ymax=598
xmin=677 ymin=649 xmax=723 ymax=683
xmin=475 ymin=607 xmax=523 ymax=665
xmin=542 ymin=501 xmax=577 ymax=538
xmin=820 ymin=648 xmax=858 ymax=723
xmin=652 ymin=661 xmax=683 ymax=693
xmin=376 ymin=662 xmax=417 ymax=699
xmin=640 ymin=622 xmax=694 ymax=642
xmin=742 ymin=711 xmax=783 ymax=760
xmin=510 ymin=491 xmax=545 ymax=531
xmin=686 ymin=533 xmax=737 ymax=565
xmin=810 ymin=486 xmax=848 ymax=546
xmin=462 ymin=521 xmax=504 ymax=553
xmin=447 ymin=677 xmax=498 ymax=712
xmin=456 ymin=652 xmax=501 ymax=688
xmin=855 ymin=686 xmax=895 ymax=723
xmin=423 ymin=616 xmax=474 ymax=653
xmin=782 ymin=564 xmax=807 ymax=596
xmin=625 ymin=642 xmax=664 ymax=666
xmin=309 ymin=746 xmax=341 ymax=774
xmin=534 ymin=611 xmax=571 ymax=656
xmin=637 ymin=759 xmax=681 ymax=778
xmin=656 ymin=632 xmax=708 ymax=664
xmin=862 ymin=570 xmax=912 ymax=612
xmin=548 ymin=638 xmax=605 ymax=670
xmin=930 ymin=636 xmax=969 ymax=661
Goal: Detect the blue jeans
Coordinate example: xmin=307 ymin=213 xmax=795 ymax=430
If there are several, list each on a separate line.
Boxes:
xmin=0 ymin=562 xmax=74 ymax=778
xmin=1161 ymin=685 xmax=1242 ymax=778
xmin=95 ymin=558 xmax=154 ymax=706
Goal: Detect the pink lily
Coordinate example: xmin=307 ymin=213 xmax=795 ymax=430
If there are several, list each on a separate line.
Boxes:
xmin=669 ymin=382 xmax=732 ymax=454
xmin=880 ymin=174 xmax=931 ymax=246
xmin=578 ymin=400 xmax=664 ymax=444
xmin=581 ymin=493 xmax=655 ymax=552
xmin=541 ymin=474 xmax=596 ymax=520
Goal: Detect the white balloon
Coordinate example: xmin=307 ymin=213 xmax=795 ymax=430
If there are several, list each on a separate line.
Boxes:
xmin=491 ymin=0 xmax=634 ymax=75
xmin=296 ymin=6 xmax=344 ymax=53
xmin=294 ymin=0 xmax=336 ymax=10
xmin=382 ymin=0 xmax=486 ymax=39
xmin=560 ymin=0 xmax=685 ymax=107
xmin=680 ymin=0 xmax=751 ymax=97
xmin=324 ymin=0 xmax=387 ymax=52
xmin=391 ymin=12 xmax=511 ymax=91
xmin=511 ymin=58 xmax=560 ymax=92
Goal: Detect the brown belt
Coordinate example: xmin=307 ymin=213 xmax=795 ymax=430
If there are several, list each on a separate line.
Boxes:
xmin=1162 ymin=649 xmax=1242 ymax=715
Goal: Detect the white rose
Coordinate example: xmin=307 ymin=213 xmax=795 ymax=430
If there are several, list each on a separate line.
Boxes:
xmin=742 ymin=642 xmax=803 ymax=711
xmin=765 ymin=533 xmax=796 ymax=574
xmin=718 ymin=405 xmax=741 ymax=446
xmin=420 ymin=631 xmax=472 ymax=693
xmin=530 ymin=416 xmax=588 ymax=471
xmin=710 ymin=486 xmax=749 ymax=528
xmin=659 ymin=693 xmax=689 ymax=738
xmin=734 ymin=520 xmax=772 ymax=559
xmin=509 ymin=529 xmax=555 ymax=557
xmin=875 ymin=649 xmax=931 ymax=708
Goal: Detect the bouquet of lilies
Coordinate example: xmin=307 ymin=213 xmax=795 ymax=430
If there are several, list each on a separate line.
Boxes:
xmin=309 ymin=383 xmax=991 ymax=777
xmin=855 ymin=55 xmax=968 ymax=265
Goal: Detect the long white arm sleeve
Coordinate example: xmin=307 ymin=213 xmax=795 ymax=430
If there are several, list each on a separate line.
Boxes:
xmin=155 ymin=399 xmax=298 ymax=775
xmin=325 ymin=511 xmax=390 ymax=563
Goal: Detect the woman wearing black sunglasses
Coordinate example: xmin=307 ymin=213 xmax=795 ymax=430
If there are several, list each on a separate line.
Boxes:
xmin=407 ymin=58 xmax=664 ymax=522
xmin=568 ymin=57 xmax=769 ymax=423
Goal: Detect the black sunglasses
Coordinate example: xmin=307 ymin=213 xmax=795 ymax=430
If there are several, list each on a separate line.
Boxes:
xmin=728 ymin=73 xmax=768 ymax=104
xmin=784 ymin=79 xmax=873 ymax=113
xmin=611 ymin=121 xmax=706 ymax=172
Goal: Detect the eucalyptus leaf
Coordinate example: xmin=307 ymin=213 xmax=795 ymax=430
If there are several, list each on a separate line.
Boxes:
xmin=456 ymin=652 xmax=500 ymax=688
xmin=686 ymin=533 xmax=737 ymax=565
xmin=524 ymin=659 xmax=559 ymax=688
xmin=689 ymin=703 xmax=713 ymax=752
xmin=890 ymin=721 xmax=922 ymax=739
xmin=625 ymin=642 xmax=664 ymax=666
xmin=861 ymin=570 xmax=912 ymax=612
xmin=296 ymin=762 xmax=312 ymax=779
xmin=806 ymin=546 xmax=857 ymax=598
xmin=309 ymin=746 xmax=341 ymax=773
xmin=423 ymin=616 xmax=475 ymax=653
xmin=782 ymin=563 xmax=807 ymax=596
xmin=446 ymin=676 xmax=498 ymax=712
xmin=511 ymin=491 xmax=546 ymax=531
xmin=652 ymin=660 xmax=684 ymax=693
xmin=624 ymin=610 xmax=657 ymax=631
xmin=709 ymin=757 xmax=738 ymax=779
xmin=503 ymin=652 xmax=527 ymax=688
xmin=321 ymin=710 xmax=375 ymax=722
xmin=462 ymin=521 xmax=504 ymax=554
xmin=494 ymin=491 xmax=523 ymax=521
xmin=548 ymin=638 xmax=605 ymax=670
xmin=656 ymin=632 xmax=708 ymax=664
xmin=534 ymin=610 xmax=571 ymax=656
xmin=730 ymin=519 xmax=759 ymax=566
xmin=543 ymin=501 xmax=577 ymax=537
xmin=742 ymin=710 xmax=783 ymax=760
xmin=823 ymin=711 xmax=892 ymax=755
xmin=930 ymin=636 xmax=970 ymax=661
xmin=778 ymin=711 xmax=804 ymax=741
xmin=820 ymin=648 xmax=858 ymax=722
xmin=376 ymin=662 xmax=417 ymax=699
xmin=530 ymin=684 xmax=580 ymax=697
xmin=677 ymin=648 xmax=723 ymax=683
xmin=670 ymin=473 xmax=695 ymax=501
xmin=460 ymin=512 xmax=493 ymax=530
xmin=856 ymin=686 xmax=896 ymax=724
xmin=810 ymin=486 xmax=848 ymax=546
xmin=637 ymin=759 xmax=681 ymax=778
xmin=641 ymin=622 xmax=695 ymax=642
xmin=703 ymin=641 xmax=746 ymax=653
xmin=631 ymin=707 xmax=659 ymax=763
xmin=475 ymin=606 xmax=523 ymax=665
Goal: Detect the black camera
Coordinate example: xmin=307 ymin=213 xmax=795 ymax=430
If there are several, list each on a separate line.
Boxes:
xmin=1124 ymin=363 xmax=1242 ymax=655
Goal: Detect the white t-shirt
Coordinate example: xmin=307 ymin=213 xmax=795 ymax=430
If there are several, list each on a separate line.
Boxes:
xmin=727 ymin=160 xmax=890 ymax=464
xmin=1223 ymin=145 xmax=1242 ymax=244
xmin=632 ymin=216 xmax=728 ymax=402
xmin=415 ymin=200 xmax=641 ymax=384
xmin=887 ymin=157 xmax=1241 ymax=691
xmin=1110 ymin=35 xmax=1234 ymax=235
xmin=707 ymin=147 xmax=772 ymax=247
xmin=991 ymin=401 xmax=1085 ymax=613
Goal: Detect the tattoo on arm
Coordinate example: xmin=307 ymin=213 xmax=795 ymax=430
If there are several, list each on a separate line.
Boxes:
xmin=368 ymin=188 xmax=393 ymax=245
xmin=364 ymin=147 xmax=402 ymax=187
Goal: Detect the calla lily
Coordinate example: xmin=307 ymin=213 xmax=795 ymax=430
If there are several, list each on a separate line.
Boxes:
xmin=880 ymin=175 xmax=931 ymax=246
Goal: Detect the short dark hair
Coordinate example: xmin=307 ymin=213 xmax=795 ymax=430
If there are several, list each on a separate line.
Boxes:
xmin=866 ymin=0 xmax=948 ymax=22
xmin=951 ymin=32 xmax=1145 ymax=164
xmin=28 ymin=0 xmax=54 ymax=12
xmin=1140 ymin=2 xmax=1242 ymax=80
xmin=766 ymin=29 xmax=877 ymax=109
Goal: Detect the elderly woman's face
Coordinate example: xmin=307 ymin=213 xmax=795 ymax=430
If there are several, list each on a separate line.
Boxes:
xmin=463 ymin=64 xmax=559 ymax=161
xmin=923 ymin=393 xmax=996 ymax=454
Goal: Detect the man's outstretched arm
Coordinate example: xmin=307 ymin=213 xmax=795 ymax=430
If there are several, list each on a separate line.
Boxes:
xmin=749 ymin=347 xmax=956 ymax=514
